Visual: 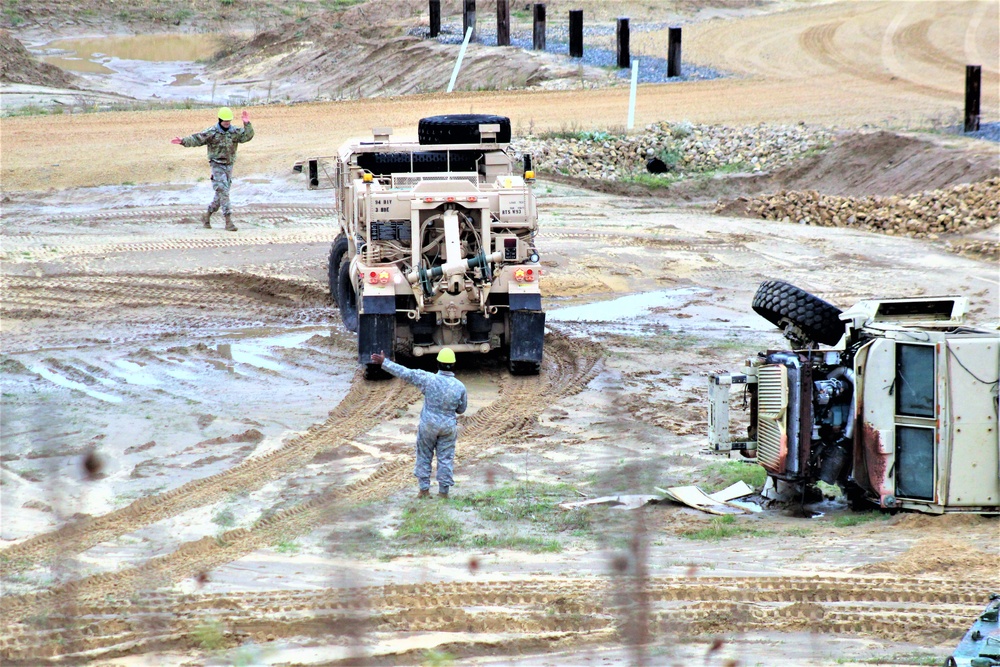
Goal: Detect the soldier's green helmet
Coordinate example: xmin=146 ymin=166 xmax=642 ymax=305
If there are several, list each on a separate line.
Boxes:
xmin=217 ymin=107 xmax=234 ymax=121
xmin=437 ymin=348 xmax=456 ymax=364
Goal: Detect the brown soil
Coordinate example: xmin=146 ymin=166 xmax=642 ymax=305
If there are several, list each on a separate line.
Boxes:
xmin=0 ymin=29 xmax=75 ymax=88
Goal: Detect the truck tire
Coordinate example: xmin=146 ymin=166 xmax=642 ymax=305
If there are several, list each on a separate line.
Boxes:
xmin=418 ymin=114 xmax=512 ymax=145
xmin=356 ymin=151 xmax=483 ymax=175
xmin=327 ymin=234 xmax=348 ymax=305
xmin=337 ymin=259 xmax=359 ymax=333
xmin=752 ymin=280 xmax=844 ymax=346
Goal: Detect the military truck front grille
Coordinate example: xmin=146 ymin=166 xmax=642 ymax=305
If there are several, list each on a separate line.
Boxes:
xmin=756 ymin=364 xmax=789 ymax=474
xmin=392 ymin=173 xmax=479 ymax=189
xmin=372 ymin=221 xmax=411 ymax=241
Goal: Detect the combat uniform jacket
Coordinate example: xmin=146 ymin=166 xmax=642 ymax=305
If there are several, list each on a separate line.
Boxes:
xmin=181 ymin=122 xmax=254 ymax=165
xmin=382 ymin=360 xmax=467 ymax=427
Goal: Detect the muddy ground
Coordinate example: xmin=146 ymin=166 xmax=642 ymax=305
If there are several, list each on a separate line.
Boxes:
xmin=2 ymin=1 xmax=1000 ymax=666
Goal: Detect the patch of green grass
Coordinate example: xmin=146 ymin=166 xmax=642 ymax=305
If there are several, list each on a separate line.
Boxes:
xmin=785 ymin=527 xmax=813 ymax=537
xmin=681 ymin=515 xmax=772 ymax=541
xmin=395 ymin=502 xmax=463 ymax=546
xmin=422 ymin=649 xmax=456 ymax=667
xmin=192 ymin=619 xmax=225 ymax=650
xmin=4 ymin=0 xmax=24 ymax=26
xmin=469 ymin=533 xmax=561 ymax=553
xmin=618 ymin=172 xmax=681 ymax=189
xmin=212 ymin=508 xmax=236 ymax=528
xmin=832 ymin=511 xmax=888 ymax=528
xmin=273 ymin=538 xmax=299 ymax=554
xmin=452 ymin=482 xmax=588 ymax=533
xmin=512 ymin=9 xmax=530 ymax=20
xmin=319 ymin=0 xmax=364 ymax=10
xmin=699 ymin=460 xmax=767 ymax=493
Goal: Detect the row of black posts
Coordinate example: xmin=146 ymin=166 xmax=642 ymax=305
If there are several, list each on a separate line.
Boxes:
xmin=430 ymin=0 xmax=983 ymax=126
xmin=428 ymin=0 xmax=683 ymax=75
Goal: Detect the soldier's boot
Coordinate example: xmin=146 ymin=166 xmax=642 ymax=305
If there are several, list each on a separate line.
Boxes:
xmin=417 ymin=489 xmax=431 ymax=499
xmin=202 ymin=210 xmax=213 ymax=228
xmin=224 ymin=214 xmax=238 ymax=232
xmin=438 ymin=488 xmax=449 ymax=499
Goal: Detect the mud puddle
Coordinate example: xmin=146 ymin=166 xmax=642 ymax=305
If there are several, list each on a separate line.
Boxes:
xmin=0 ymin=325 xmax=352 ymax=542
xmin=28 ymin=31 xmax=258 ymax=104
xmin=547 ymin=287 xmax=778 ymax=340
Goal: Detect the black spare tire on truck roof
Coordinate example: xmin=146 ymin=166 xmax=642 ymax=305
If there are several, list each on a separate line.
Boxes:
xmin=355 ymin=150 xmax=484 ymax=175
xmin=752 ymin=280 xmax=844 ymax=346
xmin=418 ymin=114 xmax=512 ymax=145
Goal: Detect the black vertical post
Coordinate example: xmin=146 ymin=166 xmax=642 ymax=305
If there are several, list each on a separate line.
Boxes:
xmin=616 ymin=18 xmax=630 ymax=69
xmin=569 ymin=10 xmax=583 ymax=58
xmin=429 ymin=0 xmax=440 ymax=37
xmin=667 ymin=26 xmax=682 ymax=77
xmin=497 ymin=0 xmax=510 ymax=46
xmin=308 ymin=159 xmax=319 ymax=188
xmin=965 ymin=65 xmax=981 ymax=133
xmin=463 ymin=0 xmax=476 ymax=41
xmin=533 ymin=4 xmax=546 ymax=51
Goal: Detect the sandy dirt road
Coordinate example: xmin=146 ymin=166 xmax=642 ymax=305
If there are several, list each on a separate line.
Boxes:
xmin=1 ymin=1 xmax=999 ymax=665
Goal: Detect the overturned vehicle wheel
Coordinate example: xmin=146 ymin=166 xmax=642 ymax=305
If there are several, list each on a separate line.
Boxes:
xmin=752 ymin=280 xmax=844 ymax=346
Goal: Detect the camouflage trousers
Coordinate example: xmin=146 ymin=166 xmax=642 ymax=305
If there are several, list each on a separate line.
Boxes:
xmin=208 ymin=163 xmax=233 ymax=216
xmin=414 ymin=421 xmax=457 ymax=492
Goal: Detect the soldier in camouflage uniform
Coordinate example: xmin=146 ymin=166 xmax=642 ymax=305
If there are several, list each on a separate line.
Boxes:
xmin=171 ymin=107 xmax=254 ymax=231
xmin=371 ymin=348 xmax=467 ymax=498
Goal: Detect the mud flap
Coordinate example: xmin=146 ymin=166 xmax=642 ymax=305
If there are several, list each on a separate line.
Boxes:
xmin=509 ymin=310 xmax=545 ymax=364
xmin=358 ymin=302 xmax=395 ymax=379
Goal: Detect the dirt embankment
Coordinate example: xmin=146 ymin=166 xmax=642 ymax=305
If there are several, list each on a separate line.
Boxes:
xmin=0 ymin=29 xmax=76 ymax=88
xmin=211 ymin=0 xmax=609 ymax=100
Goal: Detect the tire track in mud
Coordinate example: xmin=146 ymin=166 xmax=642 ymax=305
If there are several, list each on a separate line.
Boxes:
xmin=0 ymin=329 xmax=601 ymax=620
xmin=799 ymin=20 xmax=956 ymax=100
xmin=1 ymin=575 xmax=984 ymax=662
xmin=1 ymin=272 xmax=332 ymax=325
xmin=43 ymin=205 xmax=339 ymax=223
xmin=0 ymin=231 xmax=339 ymax=264
xmin=345 ymin=329 xmax=602 ymax=502
xmin=0 ymin=374 xmax=420 ymax=577
xmin=540 ymin=230 xmax=753 ymax=253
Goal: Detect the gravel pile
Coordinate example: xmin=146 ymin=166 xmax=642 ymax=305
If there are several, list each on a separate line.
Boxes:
xmin=732 ymin=178 xmax=1000 ymax=240
xmin=513 ymin=122 xmax=834 ymax=181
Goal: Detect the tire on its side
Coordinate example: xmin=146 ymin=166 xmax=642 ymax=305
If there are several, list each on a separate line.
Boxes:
xmin=328 ymin=234 xmax=348 ymax=305
xmin=418 ymin=114 xmax=512 ymax=145
xmin=751 ymin=280 xmax=844 ymax=346
xmin=337 ymin=258 xmax=359 ymax=333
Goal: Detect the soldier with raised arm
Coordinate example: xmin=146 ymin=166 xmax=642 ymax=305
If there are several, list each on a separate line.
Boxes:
xmin=371 ymin=349 xmax=467 ymax=498
xmin=171 ymin=107 xmax=254 ymax=231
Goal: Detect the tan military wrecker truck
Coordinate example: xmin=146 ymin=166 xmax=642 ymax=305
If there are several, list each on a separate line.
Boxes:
xmin=708 ymin=280 xmax=1000 ymax=515
xmin=301 ymin=114 xmax=545 ymax=379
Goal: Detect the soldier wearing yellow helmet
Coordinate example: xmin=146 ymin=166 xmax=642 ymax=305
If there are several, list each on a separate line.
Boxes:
xmin=371 ymin=348 xmax=467 ymax=498
xmin=171 ymin=107 xmax=255 ymax=231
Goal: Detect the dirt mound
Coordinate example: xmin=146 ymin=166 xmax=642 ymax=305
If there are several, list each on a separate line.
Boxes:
xmin=0 ymin=30 xmax=76 ymax=88
xmin=772 ymin=131 xmax=999 ymax=197
xmin=211 ymin=0 xmax=608 ymax=99
xmin=856 ymin=536 xmax=996 ymax=577
xmin=694 ymin=130 xmax=999 ymax=203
